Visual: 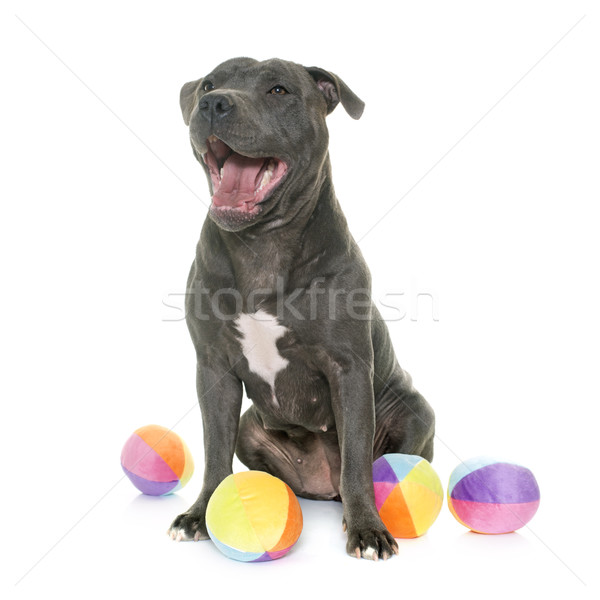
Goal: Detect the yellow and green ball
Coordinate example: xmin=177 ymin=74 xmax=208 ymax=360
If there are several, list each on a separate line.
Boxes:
xmin=206 ymin=471 xmax=303 ymax=562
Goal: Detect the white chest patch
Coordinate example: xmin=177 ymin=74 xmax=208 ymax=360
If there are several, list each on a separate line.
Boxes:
xmin=234 ymin=309 xmax=289 ymax=391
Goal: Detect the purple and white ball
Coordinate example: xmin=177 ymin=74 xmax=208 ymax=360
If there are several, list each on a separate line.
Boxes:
xmin=447 ymin=457 xmax=540 ymax=534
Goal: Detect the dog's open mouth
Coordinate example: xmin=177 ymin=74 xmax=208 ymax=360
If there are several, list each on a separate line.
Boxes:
xmin=202 ymin=135 xmax=287 ymax=212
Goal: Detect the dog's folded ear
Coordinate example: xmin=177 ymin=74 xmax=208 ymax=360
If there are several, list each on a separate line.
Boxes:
xmin=180 ymin=79 xmax=202 ymax=126
xmin=305 ymin=67 xmax=364 ymax=120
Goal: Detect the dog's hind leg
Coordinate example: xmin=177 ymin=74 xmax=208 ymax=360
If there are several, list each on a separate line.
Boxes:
xmin=373 ymin=368 xmax=435 ymax=462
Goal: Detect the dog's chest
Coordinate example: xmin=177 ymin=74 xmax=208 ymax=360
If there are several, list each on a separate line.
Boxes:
xmin=234 ymin=309 xmax=289 ymax=392
xmin=232 ymin=310 xmax=333 ymax=429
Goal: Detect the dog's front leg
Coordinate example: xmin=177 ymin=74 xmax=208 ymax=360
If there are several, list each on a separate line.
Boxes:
xmin=168 ymin=354 xmax=243 ymax=541
xmin=328 ymin=356 xmax=398 ymax=560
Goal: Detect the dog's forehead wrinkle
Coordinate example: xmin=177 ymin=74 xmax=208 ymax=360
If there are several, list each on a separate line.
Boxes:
xmin=211 ymin=56 xmax=258 ymax=74
xmin=211 ymin=57 xmax=305 ymax=91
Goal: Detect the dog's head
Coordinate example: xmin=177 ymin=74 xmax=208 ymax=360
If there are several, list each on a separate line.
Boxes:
xmin=180 ymin=57 xmax=364 ymax=232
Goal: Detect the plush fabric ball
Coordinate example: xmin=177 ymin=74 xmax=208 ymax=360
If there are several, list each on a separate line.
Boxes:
xmin=447 ymin=457 xmax=540 ymax=534
xmin=120 ymin=424 xmax=194 ymax=496
xmin=373 ymin=453 xmax=443 ymax=538
xmin=206 ymin=471 xmax=303 ymax=562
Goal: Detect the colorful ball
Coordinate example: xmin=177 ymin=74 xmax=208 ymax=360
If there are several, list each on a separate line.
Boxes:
xmin=206 ymin=471 xmax=303 ymax=562
xmin=447 ymin=457 xmax=540 ymax=534
xmin=373 ymin=453 xmax=443 ymax=538
xmin=120 ymin=424 xmax=194 ymax=496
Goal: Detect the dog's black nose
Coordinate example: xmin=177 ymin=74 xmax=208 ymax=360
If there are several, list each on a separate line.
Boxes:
xmin=199 ymin=94 xmax=234 ymax=120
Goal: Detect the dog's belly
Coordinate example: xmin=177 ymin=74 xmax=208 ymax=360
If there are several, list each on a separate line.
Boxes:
xmin=233 ymin=310 xmax=335 ymax=433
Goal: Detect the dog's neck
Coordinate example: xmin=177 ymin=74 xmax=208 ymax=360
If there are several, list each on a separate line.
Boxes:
xmin=201 ymin=161 xmax=350 ymax=300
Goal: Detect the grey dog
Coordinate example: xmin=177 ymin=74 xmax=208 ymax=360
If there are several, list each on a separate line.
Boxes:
xmin=167 ymin=57 xmax=435 ymax=560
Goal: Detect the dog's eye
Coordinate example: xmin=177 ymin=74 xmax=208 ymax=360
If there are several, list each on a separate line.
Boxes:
xmin=269 ymin=86 xmax=288 ymax=95
xmin=203 ymin=81 xmax=215 ymax=92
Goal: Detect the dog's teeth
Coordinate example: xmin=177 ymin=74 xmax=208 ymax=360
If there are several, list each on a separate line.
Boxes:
xmin=259 ymin=174 xmax=269 ymax=190
xmin=259 ymin=166 xmax=274 ymax=190
xmin=208 ymin=135 xmax=218 ymax=143
xmin=220 ymin=167 xmax=224 ymax=179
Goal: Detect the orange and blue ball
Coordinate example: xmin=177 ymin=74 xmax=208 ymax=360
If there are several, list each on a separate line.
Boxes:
xmin=447 ymin=457 xmax=540 ymax=534
xmin=120 ymin=424 xmax=194 ymax=496
xmin=206 ymin=471 xmax=303 ymax=562
xmin=373 ymin=453 xmax=443 ymax=538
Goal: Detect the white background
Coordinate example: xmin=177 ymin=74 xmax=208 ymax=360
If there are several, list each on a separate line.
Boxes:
xmin=2 ymin=0 xmax=599 ymax=598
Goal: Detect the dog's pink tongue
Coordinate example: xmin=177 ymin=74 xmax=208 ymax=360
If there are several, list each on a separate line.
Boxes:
xmin=212 ymin=154 xmax=265 ymax=207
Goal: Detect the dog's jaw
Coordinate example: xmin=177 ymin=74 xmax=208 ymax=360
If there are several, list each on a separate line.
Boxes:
xmin=196 ymin=135 xmax=288 ymax=231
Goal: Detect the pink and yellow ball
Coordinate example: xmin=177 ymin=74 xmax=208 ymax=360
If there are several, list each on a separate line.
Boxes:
xmin=120 ymin=424 xmax=194 ymax=496
xmin=206 ymin=471 xmax=303 ymax=562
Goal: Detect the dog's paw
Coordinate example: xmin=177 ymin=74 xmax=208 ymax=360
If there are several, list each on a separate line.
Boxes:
xmin=167 ymin=511 xmax=209 ymax=542
xmin=343 ymin=517 xmax=399 ymax=561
